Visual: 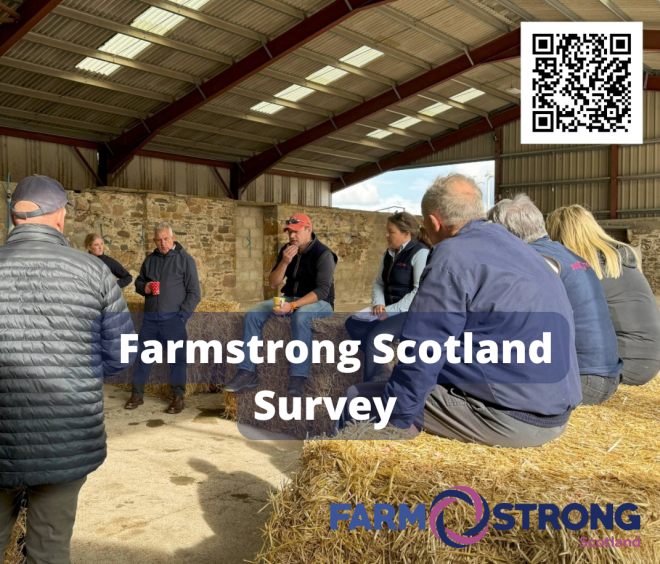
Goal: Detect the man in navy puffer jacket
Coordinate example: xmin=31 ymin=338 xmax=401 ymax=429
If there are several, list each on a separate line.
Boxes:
xmin=0 ymin=175 xmax=136 ymax=564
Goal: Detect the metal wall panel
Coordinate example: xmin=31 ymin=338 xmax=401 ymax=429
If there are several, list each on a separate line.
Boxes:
xmin=0 ymin=135 xmax=97 ymax=190
xmin=109 ymin=154 xmax=229 ymax=198
xmin=408 ymin=131 xmax=494 ymax=168
xmin=241 ymin=174 xmax=331 ymax=206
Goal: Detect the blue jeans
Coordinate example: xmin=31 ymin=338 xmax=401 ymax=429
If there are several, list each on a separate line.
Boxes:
xmin=238 ymin=297 xmax=333 ymax=378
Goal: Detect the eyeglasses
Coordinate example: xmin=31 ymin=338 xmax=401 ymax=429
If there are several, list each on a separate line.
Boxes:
xmin=285 ymin=218 xmax=301 ymax=225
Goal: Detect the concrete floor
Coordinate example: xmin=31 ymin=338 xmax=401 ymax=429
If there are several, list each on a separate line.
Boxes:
xmin=70 ymin=387 xmax=302 ymax=564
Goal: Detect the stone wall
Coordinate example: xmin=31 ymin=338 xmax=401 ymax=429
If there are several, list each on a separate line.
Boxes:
xmin=1 ymin=186 xmax=390 ymax=306
xmin=235 ymin=204 xmax=265 ymax=303
xmin=600 ymin=218 xmax=660 ymax=293
xmin=263 ymin=204 xmax=389 ymax=306
xmin=1 ymin=185 xmax=237 ymax=302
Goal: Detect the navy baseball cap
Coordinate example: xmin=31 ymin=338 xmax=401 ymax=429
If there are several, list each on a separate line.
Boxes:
xmin=10 ymin=175 xmax=73 ymax=219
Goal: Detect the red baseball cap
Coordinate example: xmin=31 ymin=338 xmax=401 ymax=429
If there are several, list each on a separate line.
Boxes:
xmin=283 ymin=213 xmax=313 ymax=232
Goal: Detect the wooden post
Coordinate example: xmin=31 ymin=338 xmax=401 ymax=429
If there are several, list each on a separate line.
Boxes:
xmin=610 ymin=144 xmax=619 ymax=219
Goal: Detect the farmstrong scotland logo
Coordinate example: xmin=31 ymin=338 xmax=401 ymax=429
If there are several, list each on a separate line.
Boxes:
xmin=330 ymin=486 xmax=642 ymax=548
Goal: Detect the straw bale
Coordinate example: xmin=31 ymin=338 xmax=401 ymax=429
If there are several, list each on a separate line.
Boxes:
xmin=222 ymin=314 xmax=364 ymax=437
xmin=111 ymin=299 xmax=241 ymax=399
xmin=255 ymin=379 xmax=660 ymax=564
xmin=3 ymin=505 xmax=26 ymax=564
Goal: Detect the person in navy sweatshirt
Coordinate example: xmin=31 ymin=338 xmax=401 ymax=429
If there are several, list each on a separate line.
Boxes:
xmin=340 ymin=174 xmax=582 ymax=448
xmin=489 ymin=194 xmax=622 ymax=405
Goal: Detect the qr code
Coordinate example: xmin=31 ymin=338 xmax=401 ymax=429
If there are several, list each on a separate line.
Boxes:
xmin=521 ymin=22 xmax=643 ymax=144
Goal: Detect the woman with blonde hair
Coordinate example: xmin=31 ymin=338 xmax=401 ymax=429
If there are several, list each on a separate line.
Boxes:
xmin=546 ymin=205 xmax=660 ymax=386
xmin=84 ymin=233 xmax=133 ymax=288
xmin=345 ymin=211 xmax=430 ymax=382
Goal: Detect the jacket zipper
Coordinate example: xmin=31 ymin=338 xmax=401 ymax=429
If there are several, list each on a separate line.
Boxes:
xmin=292 ymin=253 xmax=302 ymax=296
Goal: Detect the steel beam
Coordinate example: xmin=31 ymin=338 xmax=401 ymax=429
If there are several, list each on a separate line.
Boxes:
xmin=300 ymin=145 xmax=380 ymax=162
xmin=54 ymin=5 xmax=232 ymax=64
xmin=332 ymin=106 xmax=520 ymax=191
xmin=443 ymin=0 xmax=511 ymax=33
xmin=237 ymin=28 xmax=521 ymax=188
xmin=200 ymin=105 xmax=307 ymax=131
xmin=25 ymin=32 xmax=201 ymax=84
xmin=356 ymin=120 xmax=431 ymax=141
xmin=494 ymin=126 xmax=502 ymax=202
xmin=106 ymin=0 xmax=394 ymax=174
xmin=0 ymin=124 xmax=100 ymax=148
xmin=417 ymin=91 xmax=489 ymax=117
xmin=0 ymin=106 xmax=123 ymax=134
xmin=609 ymin=144 xmax=619 ymax=219
xmin=0 ymin=58 xmax=174 ymax=102
xmin=451 ymin=76 xmax=519 ymax=104
xmin=490 ymin=0 xmax=537 ymax=22
xmin=0 ymin=0 xmax=62 ymax=57
xmin=0 ymin=83 xmax=147 ymax=119
xmin=327 ymin=132 xmax=402 ymax=151
xmin=384 ymin=107 xmax=460 ymax=129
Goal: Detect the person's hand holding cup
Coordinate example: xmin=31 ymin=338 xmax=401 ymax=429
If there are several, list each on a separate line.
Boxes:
xmin=273 ymin=296 xmax=291 ymax=315
xmin=146 ymin=281 xmax=161 ymax=295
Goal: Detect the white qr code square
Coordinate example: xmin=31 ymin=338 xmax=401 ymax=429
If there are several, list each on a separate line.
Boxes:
xmin=521 ymin=22 xmax=643 ymax=145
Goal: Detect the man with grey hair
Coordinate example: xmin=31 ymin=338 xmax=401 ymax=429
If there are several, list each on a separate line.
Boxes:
xmin=489 ymin=194 xmax=622 ymax=405
xmin=341 ymin=174 xmax=582 ymax=448
xmin=126 ymin=222 xmax=201 ymax=413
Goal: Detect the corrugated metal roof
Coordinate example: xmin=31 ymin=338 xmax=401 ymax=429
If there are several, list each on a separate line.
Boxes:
xmin=0 ymin=0 xmax=657 ymax=190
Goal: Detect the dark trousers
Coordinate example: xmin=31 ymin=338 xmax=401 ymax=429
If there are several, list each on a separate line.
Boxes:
xmin=621 ymin=358 xmax=660 ymax=386
xmin=344 ymin=313 xmax=407 ymax=381
xmin=132 ymin=316 xmax=188 ymax=398
xmin=580 ymin=374 xmax=621 ymax=405
xmin=338 ymin=382 xmax=567 ymax=448
xmin=0 ymin=477 xmax=86 ymax=564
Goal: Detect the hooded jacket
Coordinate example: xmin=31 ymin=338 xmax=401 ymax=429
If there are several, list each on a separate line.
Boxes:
xmin=0 ymin=224 xmax=136 ymax=487
xmin=135 ymin=242 xmax=201 ymax=321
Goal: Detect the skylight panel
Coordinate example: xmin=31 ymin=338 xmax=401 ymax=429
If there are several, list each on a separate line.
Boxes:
xmin=367 ymin=129 xmax=392 ymax=139
xmin=306 ymin=65 xmax=348 ymax=85
xmin=450 ymin=88 xmax=484 ymax=103
xmin=132 ymin=7 xmax=185 ymax=35
xmin=420 ymin=101 xmax=451 ymax=116
xmin=251 ymin=101 xmax=285 ymax=115
xmin=169 ymin=0 xmax=211 ymax=9
xmin=389 ymin=116 xmax=422 ymax=129
xmin=99 ymin=34 xmax=151 ymax=59
xmin=340 ymin=45 xmax=383 ymax=68
xmin=275 ymin=84 xmax=314 ymax=102
xmin=75 ymin=58 xmax=120 ymax=76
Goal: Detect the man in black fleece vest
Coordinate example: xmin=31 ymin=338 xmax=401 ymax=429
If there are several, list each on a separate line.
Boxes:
xmin=223 ymin=213 xmax=337 ymax=397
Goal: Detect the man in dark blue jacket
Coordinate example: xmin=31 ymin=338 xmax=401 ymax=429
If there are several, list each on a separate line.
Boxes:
xmin=489 ymin=194 xmax=622 ymax=405
xmin=125 ymin=222 xmax=201 ymax=414
xmin=342 ymin=174 xmax=582 ymax=448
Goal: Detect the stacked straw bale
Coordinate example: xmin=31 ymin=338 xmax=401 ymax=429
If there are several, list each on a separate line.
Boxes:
xmin=3 ymin=505 xmax=26 ymax=564
xmin=255 ymin=379 xmax=660 ymax=563
xmin=111 ymin=297 xmax=241 ymax=399
xmin=222 ymin=314 xmax=364 ymax=437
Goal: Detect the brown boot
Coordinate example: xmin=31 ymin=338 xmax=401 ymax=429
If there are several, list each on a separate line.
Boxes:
xmin=166 ymin=396 xmax=184 ymax=414
xmin=124 ymin=395 xmax=144 ymax=410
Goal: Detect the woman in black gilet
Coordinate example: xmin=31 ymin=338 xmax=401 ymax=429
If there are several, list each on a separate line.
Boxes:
xmin=345 ymin=212 xmax=430 ymax=382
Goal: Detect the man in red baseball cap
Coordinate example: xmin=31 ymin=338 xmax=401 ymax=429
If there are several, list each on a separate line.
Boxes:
xmin=223 ymin=213 xmax=338 ymax=397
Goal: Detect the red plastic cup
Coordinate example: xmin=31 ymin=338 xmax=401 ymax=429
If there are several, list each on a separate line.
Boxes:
xmin=151 ymin=281 xmax=161 ymax=295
